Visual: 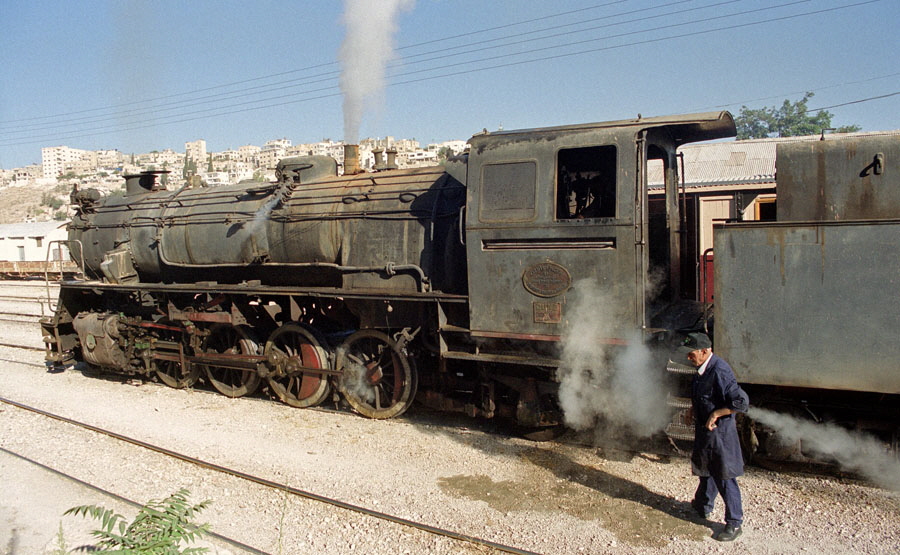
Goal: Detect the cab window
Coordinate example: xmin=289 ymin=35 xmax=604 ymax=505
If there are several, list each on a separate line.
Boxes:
xmin=557 ymin=145 xmax=617 ymax=219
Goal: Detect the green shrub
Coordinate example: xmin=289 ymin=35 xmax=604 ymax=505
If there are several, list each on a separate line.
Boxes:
xmin=64 ymin=488 xmax=211 ymax=554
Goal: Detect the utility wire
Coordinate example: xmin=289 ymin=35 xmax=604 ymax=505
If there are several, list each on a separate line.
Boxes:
xmin=0 ymin=0 xmax=803 ymax=134
xmin=0 ymin=0 xmax=706 ymax=132
xmin=0 ymin=0 xmax=632 ymax=125
xmin=0 ymin=0 xmax=888 ymax=149
xmin=808 ymin=91 xmax=900 ymax=112
xmin=697 ymin=72 xmax=900 ymax=111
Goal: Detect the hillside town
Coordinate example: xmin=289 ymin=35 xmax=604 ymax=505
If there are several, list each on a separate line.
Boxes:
xmin=0 ymin=136 xmax=468 ymax=224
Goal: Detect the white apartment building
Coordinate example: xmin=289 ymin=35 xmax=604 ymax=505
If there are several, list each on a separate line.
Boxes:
xmin=217 ymin=149 xmax=239 ymax=161
xmin=402 ymin=150 xmax=438 ymax=166
xmin=156 ymin=149 xmax=181 ymax=165
xmin=42 ymin=145 xmax=90 ymax=178
xmin=185 ymin=139 xmax=207 ymax=166
xmin=14 ymin=165 xmax=43 ymax=181
xmin=96 ymin=149 xmax=123 ymax=169
xmin=238 ymin=145 xmax=261 ymax=164
xmin=428 ymin=140 xmax=468 ymax=156
xmin=258 ymin=138 xmax=292 ymax=169
xmin=204 ymin=172 xmax=231 ymax=187
xmin=393 ymin=138 xmax=419 ymax=152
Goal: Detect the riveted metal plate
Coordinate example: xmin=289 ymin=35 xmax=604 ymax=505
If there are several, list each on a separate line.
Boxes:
xmin=533 ymin=301 xmax=562 ymax=324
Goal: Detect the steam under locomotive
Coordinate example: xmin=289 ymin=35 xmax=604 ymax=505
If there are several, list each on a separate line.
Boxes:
xmin=41 ymin=112 xmax=899 ymax=456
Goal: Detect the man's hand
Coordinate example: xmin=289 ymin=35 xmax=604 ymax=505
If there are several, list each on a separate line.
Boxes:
xmin=706 ymin=408 xmax=736 ymax=431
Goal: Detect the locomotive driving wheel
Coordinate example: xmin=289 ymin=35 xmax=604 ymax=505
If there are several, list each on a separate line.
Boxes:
xmin=337 ymin=329 xmax=417 ymax=419
xmin=151 ymin=319 xmax=200 ymax=389
xmin=264 ymin=323 xmax=331 ymax=408
xmin=200 ymin=324 xmax=261 ymax=398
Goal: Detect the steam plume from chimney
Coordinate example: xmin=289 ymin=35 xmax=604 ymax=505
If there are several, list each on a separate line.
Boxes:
xmin=339 ymin=0 xmax=414 ymax=144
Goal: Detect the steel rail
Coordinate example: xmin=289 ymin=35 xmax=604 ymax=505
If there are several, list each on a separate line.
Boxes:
xmin=0 ymin=396 xmax=540 ymax=555
xmin=0 ymin=317 xmax=41 ymax=325
xmin=0 ymin=445 xmax=270 ymax=555
xmin=0 ymin=341 xmax=44 ymax=352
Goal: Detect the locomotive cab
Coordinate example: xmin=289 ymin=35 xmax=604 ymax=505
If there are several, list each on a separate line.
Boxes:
xmin=462 ymin=112 xmax=736 ymax=350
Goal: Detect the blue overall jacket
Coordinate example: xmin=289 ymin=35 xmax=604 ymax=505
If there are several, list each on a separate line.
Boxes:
xmin=691 ymin=354 xmax=750 ymax=480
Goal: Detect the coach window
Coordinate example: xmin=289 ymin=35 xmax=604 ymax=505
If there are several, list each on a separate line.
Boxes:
xmin=480 ymin=161 xmax=537 ymax=222
xmin=557 ymin=145 xmax=617 ymax=220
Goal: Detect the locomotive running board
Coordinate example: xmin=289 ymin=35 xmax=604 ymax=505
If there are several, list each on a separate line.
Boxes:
xmin=441 ymin=350 xmax=560 ymax=368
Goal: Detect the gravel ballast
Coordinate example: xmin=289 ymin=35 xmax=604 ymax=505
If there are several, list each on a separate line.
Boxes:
xmin=1 ymin=324 xmax=898 ymax=554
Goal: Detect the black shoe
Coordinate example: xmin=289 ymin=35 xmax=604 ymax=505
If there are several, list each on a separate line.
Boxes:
xmin=690 ymin=500 xmax=710 ymax=519
xmin=715 ymin=524 xmax=742 ymax=542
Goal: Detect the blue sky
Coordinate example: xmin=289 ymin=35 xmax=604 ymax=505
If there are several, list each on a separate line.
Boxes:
xmin=1 ymin=0 xmax=897 ymax=168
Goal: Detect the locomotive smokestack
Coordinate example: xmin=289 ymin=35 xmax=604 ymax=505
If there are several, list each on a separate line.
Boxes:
xmin=385 ymin=148 xmax=398 ymax=170
xmin=124 ymin=171 xmax=161 ymax=196
xmin=343 ymin=144 xmax=361 ymax=175
xmin=372 ymin=147 xmax=384 ymax=170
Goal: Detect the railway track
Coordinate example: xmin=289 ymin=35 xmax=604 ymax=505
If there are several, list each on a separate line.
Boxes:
xmin=0 ymin=445 xmax=267 ymax=554
xmin=0 ymin=395 xmax=537 ymax=555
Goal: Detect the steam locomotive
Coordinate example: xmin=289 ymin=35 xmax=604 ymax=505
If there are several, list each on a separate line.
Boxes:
xmin=41 ymin=111 xmax=899 ymax=455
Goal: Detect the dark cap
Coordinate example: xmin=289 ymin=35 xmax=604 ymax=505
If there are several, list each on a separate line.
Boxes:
xmin=679 ymin=332 xmax=712 ymax=353
xmin=674 ymin=332 xmax=712 ymax=366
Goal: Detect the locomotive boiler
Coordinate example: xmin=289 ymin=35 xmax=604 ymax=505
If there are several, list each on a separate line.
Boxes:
xmin=43 ymin=112 xmax=736 ymax=426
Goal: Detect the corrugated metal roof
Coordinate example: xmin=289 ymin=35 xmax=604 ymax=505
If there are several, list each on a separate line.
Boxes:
xmin=648 ymin=129 xmax=900 ymax=190
xmin=0 ymin=221 xmax=67 ymax=238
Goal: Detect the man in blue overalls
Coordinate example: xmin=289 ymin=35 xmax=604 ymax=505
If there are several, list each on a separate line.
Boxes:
xmin=680 ymin=332 xmax=749 ymax=542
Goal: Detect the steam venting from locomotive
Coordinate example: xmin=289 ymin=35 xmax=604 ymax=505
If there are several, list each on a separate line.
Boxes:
xmin=556 ymin=278 xmax=670 ymax=442
xmin=338 ymin=0 xmax=414 ymax=144
xmin=749 ymin=407 xmax=900 ymax=490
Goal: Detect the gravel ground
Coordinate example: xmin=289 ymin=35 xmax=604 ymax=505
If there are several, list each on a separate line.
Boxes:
xmin=0 ymin=322 xmax=899 ymax=554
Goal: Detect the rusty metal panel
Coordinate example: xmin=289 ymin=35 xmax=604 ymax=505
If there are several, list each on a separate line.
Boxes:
xmin=465 ymin=125 xmax=640 ymax=338
xmin=714 ymin=220 xmax=900 ymax=394
xmin=159 ymin=184 xmax=277 ymax=266
xmin=777 ymin=135 xmax=900 ymax=220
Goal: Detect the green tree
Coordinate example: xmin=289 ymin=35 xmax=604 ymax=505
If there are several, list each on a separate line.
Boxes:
xmin=183 ymin=156 xmax=197 ymax=178
xmin=436 ymin=146 xmax=453 ymax=162
xmin=207 ymin=153 xmax=214 ymax=173
xmin=735 ymin=92 xmax=861 ymax=140
xmin=41 ymin=192 xmax=64 ymax=210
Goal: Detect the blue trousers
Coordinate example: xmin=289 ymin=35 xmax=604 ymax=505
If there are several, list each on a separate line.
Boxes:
xmin=694 ymin=476 xmax=743 ymax=526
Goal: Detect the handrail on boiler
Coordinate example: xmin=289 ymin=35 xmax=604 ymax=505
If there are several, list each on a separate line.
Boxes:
xmin=44 ymin=239 xmax=86 ymax=314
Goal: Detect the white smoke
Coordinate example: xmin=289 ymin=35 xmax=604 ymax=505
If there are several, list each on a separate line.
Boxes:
xmin=341 ymin=359 xmax=376 ymax=404
xmin=339 ymin=0 xmax=414 ymax=144
xmin=557 ymin=278 xmax=670 ymax=441
xmin=749 ymin=407 xmax=900 ymax=491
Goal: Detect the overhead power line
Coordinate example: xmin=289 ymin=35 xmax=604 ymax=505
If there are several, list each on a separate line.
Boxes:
xmin=0 ymin=0 xmax=889 ymax=150
xmin=0 ymin=0 xmax=633 ymax=126
xmin=0 ymin=0 xmax=710 ymax=132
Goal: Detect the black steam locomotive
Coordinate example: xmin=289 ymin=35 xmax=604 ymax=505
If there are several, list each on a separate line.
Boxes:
xmin=41 ymin=112 xmax=899 ymax=454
